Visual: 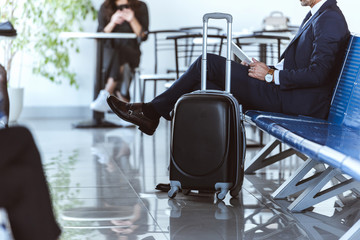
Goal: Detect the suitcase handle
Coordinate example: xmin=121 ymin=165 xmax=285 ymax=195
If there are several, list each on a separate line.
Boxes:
xmin=201 ymin=13 xmax=233 ymax=92
xmin=203 ymin=13 xmax=233 ymax=23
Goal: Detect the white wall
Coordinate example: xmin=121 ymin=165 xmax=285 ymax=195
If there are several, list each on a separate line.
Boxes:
xmin=9 ymin=0 xmax=360 ymax=108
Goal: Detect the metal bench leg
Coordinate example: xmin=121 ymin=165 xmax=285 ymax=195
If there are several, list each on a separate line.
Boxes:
xmin=246 ymin=124 xmax=264 ymax=148
xmin=292 ymin=212 xmax=348 ymax=239
xmin=288 ymin=167 xmax=360 ymax=212
xmin=340 ymin=218 xmax=360 ymax=240
xmin=245 ymin=139 xmax=300 ymax=173
xmin=272 ymin=158 xmax=323 ymax=199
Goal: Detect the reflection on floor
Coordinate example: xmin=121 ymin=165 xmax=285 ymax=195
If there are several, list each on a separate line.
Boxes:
xmin=17 ymin=117 xmax=360 ymax=240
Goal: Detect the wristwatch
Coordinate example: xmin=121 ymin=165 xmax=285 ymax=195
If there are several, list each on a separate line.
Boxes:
xmin=265 ymin=68 xmax=275 ymax=83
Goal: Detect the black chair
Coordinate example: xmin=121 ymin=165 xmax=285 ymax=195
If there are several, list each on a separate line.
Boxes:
xmin=166 ymin=33 xmax=226 ymax=79
xmin=139 ymin=30 xmax=186 ymax=102
xmin=174 ymin=26 xmax=223 ymax=75
xmin=233 ymin=32 xmax=291 ymax=65
xmin=140 ymin=27 xmax=224 ymax=102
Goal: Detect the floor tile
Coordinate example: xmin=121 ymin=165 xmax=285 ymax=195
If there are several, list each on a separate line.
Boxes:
xmin=13 ymin=118 xmax=360 ymax=240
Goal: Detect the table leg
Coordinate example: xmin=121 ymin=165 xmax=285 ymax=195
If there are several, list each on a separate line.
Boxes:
xmin=73 ymin=39 xmax=122 ymax=128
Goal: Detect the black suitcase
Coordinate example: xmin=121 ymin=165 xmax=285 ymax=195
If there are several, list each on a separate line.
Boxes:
xmin=168 ymin=13 xmax=246 ymax=200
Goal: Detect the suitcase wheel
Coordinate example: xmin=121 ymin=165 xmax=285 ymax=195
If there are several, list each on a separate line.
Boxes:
xmin=168 ymin=187 xmax=179 ymax=198
xmin=168 ymin=181 xmax=182 ymax=199
xmin=216 ymin=191 xmax=227 ymax=201
xmin=214 ymin=182 xmax=232 ymax=201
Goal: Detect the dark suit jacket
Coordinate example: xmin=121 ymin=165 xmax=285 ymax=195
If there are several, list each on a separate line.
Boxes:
xmin=0 ymin=127 xmax=61 ymax=240
xmin=279 ymin=0 xmax=349 ymax=119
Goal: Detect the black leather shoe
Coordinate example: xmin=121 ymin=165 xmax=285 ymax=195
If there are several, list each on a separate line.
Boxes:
xmin=107 ymin=95 xmax=159 ymax=135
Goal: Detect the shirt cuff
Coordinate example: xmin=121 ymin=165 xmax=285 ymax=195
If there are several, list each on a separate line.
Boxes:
xmin=274 ymin=70 xmax=280 ymax=85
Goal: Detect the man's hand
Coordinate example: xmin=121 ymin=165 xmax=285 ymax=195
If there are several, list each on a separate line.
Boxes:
xmin=246 ymin=58 xmax=270 ymax=81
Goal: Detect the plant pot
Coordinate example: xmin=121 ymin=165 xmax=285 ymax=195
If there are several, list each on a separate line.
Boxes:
xmin=8 ymin=87 xmax=24 ymax=123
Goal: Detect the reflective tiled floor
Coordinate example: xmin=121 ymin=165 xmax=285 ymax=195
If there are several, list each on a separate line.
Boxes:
xmin=15 ymin=116 xmax=360 ymax=240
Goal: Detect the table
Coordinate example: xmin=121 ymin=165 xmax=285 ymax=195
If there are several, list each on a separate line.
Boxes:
xmin=60 ymin=32 xmax=137 ymax=128
xmin=232 ymin=31 xmax=294 ymax=65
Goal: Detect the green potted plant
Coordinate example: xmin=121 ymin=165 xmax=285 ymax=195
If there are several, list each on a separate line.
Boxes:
xmin=0 ymin=0 xmax=97 ymax=122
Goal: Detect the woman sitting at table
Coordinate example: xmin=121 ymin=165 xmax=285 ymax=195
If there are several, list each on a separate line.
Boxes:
xmin=91 ymin=0 xmax=149 ymax=112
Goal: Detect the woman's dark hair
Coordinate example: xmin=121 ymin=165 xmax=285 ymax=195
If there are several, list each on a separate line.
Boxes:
xmin=103 ymin=0 xmax=141 ymax=21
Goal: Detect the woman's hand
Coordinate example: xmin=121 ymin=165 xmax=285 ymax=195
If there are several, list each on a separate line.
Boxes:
xmin=110 ymin=10 xmax=125 ymax=25
xmin=248 ymin=58 xmax=269 ymax=81
xmin=121 ymin=8 xmax=135 ymax=22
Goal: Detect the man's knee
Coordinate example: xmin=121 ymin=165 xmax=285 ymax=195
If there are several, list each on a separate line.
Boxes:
xmin=199 ymin=53 xmax=221 ymax=60
xmin=196 ymin=53 xmax=223 ymax=70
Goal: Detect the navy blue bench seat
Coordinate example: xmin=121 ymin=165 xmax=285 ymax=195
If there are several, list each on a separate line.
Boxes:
xmin=242 ymin=35 xmax=360 ymax=239
xmin=245 ymin=110 xmax=360 ymax=181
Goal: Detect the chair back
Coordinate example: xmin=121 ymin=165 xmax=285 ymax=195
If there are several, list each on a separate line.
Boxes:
xmin=167 ymin=32 xmax=226 ymax=79
xmin=179 ymin=26 xmax=223 ymax=66
xmin=234 ymin=34 xmax=290 ymax=65
xmin=328 ymin=35 xmax=360 ymax=129
xmin=179 ymin=26 xmax=223 ymax=35
xmin=147 ymin=30 xmax=186 ymax=74
xmin=146 ymin=28 xmax=224 ymax=77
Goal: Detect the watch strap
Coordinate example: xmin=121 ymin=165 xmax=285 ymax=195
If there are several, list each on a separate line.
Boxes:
xmin=267 ymin=68 xmax=275 ymax=76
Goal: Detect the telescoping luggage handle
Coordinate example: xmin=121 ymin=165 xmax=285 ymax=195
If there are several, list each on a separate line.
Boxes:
xmin=202 ymin=13 xmax=233 ymax=93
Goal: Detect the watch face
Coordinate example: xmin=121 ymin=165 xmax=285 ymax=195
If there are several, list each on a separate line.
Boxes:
xmin=265 ymin=74 xmax=272 ymax=83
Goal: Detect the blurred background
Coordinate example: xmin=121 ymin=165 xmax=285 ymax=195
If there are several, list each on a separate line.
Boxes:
xmin=0 ymin=0 xmax=357 ymax=121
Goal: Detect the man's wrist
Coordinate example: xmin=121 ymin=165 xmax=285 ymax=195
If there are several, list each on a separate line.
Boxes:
xmin=265 ymin=68 xmax=275 ymax=83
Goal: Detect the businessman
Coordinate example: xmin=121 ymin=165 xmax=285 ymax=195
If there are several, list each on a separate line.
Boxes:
xmin=107 ymin=0 xmax=350 ymax=136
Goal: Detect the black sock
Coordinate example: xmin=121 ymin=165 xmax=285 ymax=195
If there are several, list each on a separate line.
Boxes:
xmin=142 ymin=103 xmax=161 ymax=121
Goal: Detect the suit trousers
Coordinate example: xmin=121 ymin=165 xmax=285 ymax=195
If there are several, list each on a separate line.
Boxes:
xmin=151 ymin=54 xmax=283 ymax=120
xmin=0 ymin=127 xmax=61 ymax=240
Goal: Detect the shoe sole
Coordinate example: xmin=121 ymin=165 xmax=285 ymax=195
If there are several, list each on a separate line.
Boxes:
xmin=107 ymin=100 xmax=155 ymax=136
